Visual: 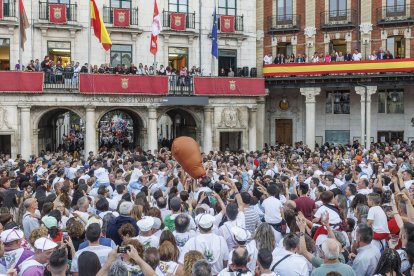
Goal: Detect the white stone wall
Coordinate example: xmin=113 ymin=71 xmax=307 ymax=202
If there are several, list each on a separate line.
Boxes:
xmin=5 ymin=0 xmax=257 ymax=75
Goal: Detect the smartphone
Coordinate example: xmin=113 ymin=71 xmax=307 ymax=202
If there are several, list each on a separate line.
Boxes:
xmin=117 ymin=246 xmax=131 ymax=253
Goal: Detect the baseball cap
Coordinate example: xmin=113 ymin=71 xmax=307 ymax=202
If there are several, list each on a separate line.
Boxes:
xmin=137 ymin=217 xmax=154 ymax=232
xmin=34 ymin=237 xmax=58 ymax=251
xmin=195 ymin=214 xmax=215 ymax=229
xmin=231 ymin=226 xmax=251 ymax=242
xmin=41 ymin=216 xmax=58 ymax=229
xmin=1 ymin=228 xmax=23 ymax=243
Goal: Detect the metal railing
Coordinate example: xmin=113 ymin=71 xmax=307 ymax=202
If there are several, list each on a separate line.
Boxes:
xmin=42 ymin=71 xmax=79 ymax=90
xmin=168 ymin=75 xmax=194 ymax=96
xmin=39 ymin=2 xmax=77 ymax=22
xmin=267 ymin=14 xmax=301 ymax=33
xmin=377 ymin=4 xmax=414 ymax=24
xmin=162 ymin=10 xmax=196 ymax=29
xmin=1 ymin=0 xmax=16 ymax=19
xmin=320 ymin=9 xmax=357 ymax=29
xmin=217 ymin=15 xmax=244 ymax=32
xmin=102 ymin=6 xmax=139 ymax=25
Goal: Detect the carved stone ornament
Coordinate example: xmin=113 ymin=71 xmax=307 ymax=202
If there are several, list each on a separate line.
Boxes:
xmin=219 ymin=107 xmax=241 ymax=128
xmin=304 ymin=26 xmax=317 ymax=38
xmin=359 ymin=23 xmax=373 ymax=35
xmin=0 ymin=107 xmax=11 ymax=130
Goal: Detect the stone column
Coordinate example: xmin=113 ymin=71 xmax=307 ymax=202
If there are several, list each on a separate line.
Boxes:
xmin=355 ymin=86 xmax=377 ymax=149
xmin=147 ymin=106 xmax=158 ymax=153
xmin=85 ymin=106 xmax=97 ymax=155
xmin=256 ymin=97 xmax=265 ymax=150
xmin=203 ymin=106 xmax=213 ymax=153
xmin=32 ymin=129 xmax=40 ymax=156
xmin=19 ymin=106 xmax=32 ymax=160
xmin=300 ymin=87 xmax=321 ymax=151
xmin=248 ymin=106 xmax=257 ymax=152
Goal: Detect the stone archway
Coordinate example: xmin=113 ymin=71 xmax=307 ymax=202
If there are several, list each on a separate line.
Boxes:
xmin=36 ymin=108 xmax=84 ymax=154
xmin=96 ymin=108 xmax=145 ymax=151
xmin=157 ymin=107 xmax=199 ymax=148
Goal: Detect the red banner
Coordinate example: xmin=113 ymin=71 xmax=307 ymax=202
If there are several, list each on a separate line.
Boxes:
xmin=0 ymin=72 xmax=43 ymax=93
xmin=170 ymin=12 xmax=186 ymax=31
xmin=113 ymin=8 xmax=130 ymax=27
xmin=80 ymin=74 xmax=169 ymax=95
xmin=49 ymin=4 xmax=67 ymax=24
xmin=194 ymin=77 xmax=265 ymax=96
xmin=0 ymin=0 xmax=3 ymax=20
xmin=220 ymin=15 xmax=235 ymax=33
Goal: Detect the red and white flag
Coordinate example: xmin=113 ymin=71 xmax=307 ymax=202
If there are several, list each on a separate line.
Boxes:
xmin=150 ymin=0 xmax=161 ymax=55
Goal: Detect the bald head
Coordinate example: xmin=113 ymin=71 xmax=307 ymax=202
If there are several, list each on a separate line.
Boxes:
xmin=321 ymin=238 xmax=340 ymax=260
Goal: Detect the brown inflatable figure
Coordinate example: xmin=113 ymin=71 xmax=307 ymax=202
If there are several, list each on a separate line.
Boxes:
xmin=172 ymin=136 xmax=206 ymax=179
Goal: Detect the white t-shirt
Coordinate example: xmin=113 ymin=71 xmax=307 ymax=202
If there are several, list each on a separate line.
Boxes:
xmin=271 ymin=248 xmax=309 ymax=276
xmin=129 ymin=168 xmax=143 ymax=184
xmin=262 ymin=196 xmax=283 ymax=224
xmin=228 ymin=240 xmax=258 ymax=272
xmin=133 ymin=235 xmax=159 ymax=249
xmin=367 ymin=205 xmax=390 ymax=234
xmin=314 ymin=204 xmax=342 ymax=225
xmin=71 ymin=245 xmax=112 ymax=272
xmin=94 ymin=167 xmax=110 ymax=184
xmin=179 ymin=233 xmax=229 ymax=276
xmin=404 ymin=180 xmax=414 ymax=190
xmin=156 ymin=261 xmax=179 ymax=275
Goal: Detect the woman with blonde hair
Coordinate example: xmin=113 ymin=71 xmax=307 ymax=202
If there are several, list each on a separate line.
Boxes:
xmin=156 ymin=241 xmax=184 ymax=275
xmin=253 ymin=222 xmax=276 ymax=252
xmin=130 ymin=205 xmax=143 ymax=221
xmin=183 ymin=250 xmax=204 ymax=276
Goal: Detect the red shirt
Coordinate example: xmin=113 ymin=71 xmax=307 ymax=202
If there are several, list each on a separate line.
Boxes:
xmin=295 ymin=196 xmax=316 ymax=221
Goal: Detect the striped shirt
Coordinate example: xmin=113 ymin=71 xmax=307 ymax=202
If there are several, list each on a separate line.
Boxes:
xmin=244 ymin=206 xmax=260 ymax=234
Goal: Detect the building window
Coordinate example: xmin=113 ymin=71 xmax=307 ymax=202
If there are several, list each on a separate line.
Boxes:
xmin=277 ymin=0 xmax=293 ymax=17
xmin=168 ymin=0 xmax=188 ymax=13
xmin=386 ymin=36 xmax=405 ymax=58
xmin=329 ymin=0 xmax=347 ymax=19
xmin=47 ymin=41 xmax=71 ymax=65
xmin=0 ymin=38 xmax=10 ymax=70
xmin=218 ymin=0 xmax=236 ymax=16
xmin=47 ymin=0 xmax=70 ymax=3
xmin=110 ymin=44 xmax=132 ymax=66
xmin=168 ymin=47 xmax=188 ymax=71
xmin=378 ymin=89 xmax=404 ymax=114
xmin=109 ymin=0 xmax=131 ymax=9
xmin=218 ymin=49 xmax=237 ymax=76
xmin=386 ymin=0 xmax=406 ymax=15
xmin=326 ymin=91 xmax=350 ymax=114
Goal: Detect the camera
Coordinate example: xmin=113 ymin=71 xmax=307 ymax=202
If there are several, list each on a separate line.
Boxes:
xmin=117 ymin=246 xmax=131 ymax=253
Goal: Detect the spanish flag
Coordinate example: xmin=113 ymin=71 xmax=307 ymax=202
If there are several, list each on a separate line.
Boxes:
xmin=90 ymin=0 xmax=112 ymax=51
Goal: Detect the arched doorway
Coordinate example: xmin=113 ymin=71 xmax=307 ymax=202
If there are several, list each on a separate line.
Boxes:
xmin=158 ymin=108 xmax=197 ymax=148
xmin=38 ymin=109 xmax=84 ymax=154
xmin=98 ymin=109 xmax=143 ymax=150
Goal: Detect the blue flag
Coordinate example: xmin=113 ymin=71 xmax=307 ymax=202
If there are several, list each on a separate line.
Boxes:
xmin=211 ymin=5 xmax=218 ymax=58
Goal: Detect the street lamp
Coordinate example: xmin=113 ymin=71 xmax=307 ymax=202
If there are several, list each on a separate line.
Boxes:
xmin=57 ymin=115 xmax=64 ymax=149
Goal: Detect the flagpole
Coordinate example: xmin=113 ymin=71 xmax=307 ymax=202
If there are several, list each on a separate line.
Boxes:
xmin=18 ymin=0 xmax=22 ymax=71
xmin=88 ymin=0 xmax=91 ymax=73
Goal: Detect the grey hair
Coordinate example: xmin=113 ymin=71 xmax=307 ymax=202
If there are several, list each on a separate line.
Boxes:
xmin=254 ymin=223 xmax=276 ymax=252
xmin=23 ymin=198 xmax=34 ymax=209
xmin=77 ymin=196 xmax=89 ymax=209
xmin=108 ymin=260 xmax=128 ymax=276
xmin=321 ymin=238 xmax=340 ymax=260
xmin=192 ymin=260 xmax=211 ymax=276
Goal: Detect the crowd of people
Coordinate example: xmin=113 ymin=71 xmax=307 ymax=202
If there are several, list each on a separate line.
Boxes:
xmin=0 ymin=139 xmax=413 ymax=275
xmin=263 ymin=47 xmax=400 ymax=65
xmin=17 ymin=56 xmax=204 ymax=85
